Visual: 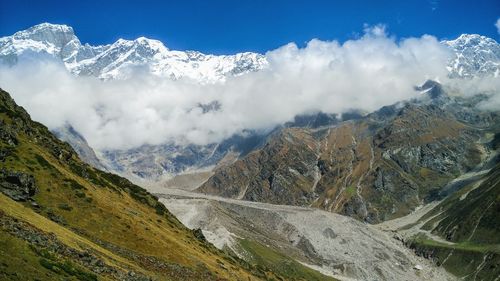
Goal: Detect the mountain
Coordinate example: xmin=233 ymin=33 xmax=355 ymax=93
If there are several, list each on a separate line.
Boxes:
xmin=379 ymin=157 xmax=500 ymax=280
xmin=52 ymin=125 xmax=107 ymax=171
xmin=197 ymin=82 xmax=500 ymax=222
xmin=2 ymin=24 xmax=500 ymax=83
xmin=0 ymin=88 xmax=300 ymax=280
xmin=2 ymin=24 xmax=500 ymax=213
xmin=443 ymin=34 xmax=500 ymax=78
xmin=2 ymin=24 xmax=500 ymax=187
xmin=0 ymin=23 xmax=268 ymax=82
xmin=2 ymin=23 xmax=499 ymax=280
xmin=413 ymin=163 xmax=500 ymax=280
xmin=100 ymin=132 xmax=266 ymax=187
xmin=1 ymin=86 xmax=452 ymax=281
xmin=0 ymin=23 xmax=105 ymax=67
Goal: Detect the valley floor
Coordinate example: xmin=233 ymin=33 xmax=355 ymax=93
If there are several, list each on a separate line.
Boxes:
xmin=151 ymin=186 xmax=454 ymax=281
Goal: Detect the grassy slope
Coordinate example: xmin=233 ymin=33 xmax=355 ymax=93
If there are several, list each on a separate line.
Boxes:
xmin=408 ymin=162 xmax=500 ymax=280
xmin=409 ymin=235 xmax=500 ymax=280
xmin=0 ymin=230 xmax=67 ymax=281
xmin=0 ymin=88 xmax=290 ymax=280
xmin=237 ymin=239 xmax=337 ymax=281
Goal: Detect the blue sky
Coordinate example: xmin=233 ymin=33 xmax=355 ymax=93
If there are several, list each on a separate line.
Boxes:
xmin=1 ymin=0 xmax=499 ymax=54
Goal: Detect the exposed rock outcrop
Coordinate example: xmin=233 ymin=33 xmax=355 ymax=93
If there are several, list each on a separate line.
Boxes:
xmin=0 ymin=169 xmax=37 ymax=201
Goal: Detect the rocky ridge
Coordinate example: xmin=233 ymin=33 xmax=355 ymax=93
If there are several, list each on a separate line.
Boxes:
xmin=197 ymin=81 xmax=500 ymax=222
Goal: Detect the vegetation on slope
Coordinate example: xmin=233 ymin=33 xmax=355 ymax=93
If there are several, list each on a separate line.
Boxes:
xmin=237 ymin=239 xmax=337 ymax=281
xmin=407 ymin=161 xmax=500 ymax=280
xmin=199 ymin=98 xmax=494 ymax=223
xmin=0 ymin=87 xmax=294 ymax=280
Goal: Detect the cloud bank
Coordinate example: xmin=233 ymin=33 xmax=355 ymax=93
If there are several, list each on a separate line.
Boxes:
xmin=496 ymin=18 xmax=500 ymax=35
xmin=0 ymin=26 xmax=453 ymax=150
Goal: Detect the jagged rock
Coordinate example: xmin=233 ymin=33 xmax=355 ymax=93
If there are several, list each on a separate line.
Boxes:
xmin=193 ymin=228 xmax=206 ymax=242
xmin=0 ymin=121 xmax=18 ymax=146
xmin=296 ymin=236 xmax=319 ymax=259
xmin=0 ymin=169 xmax=38 ymax=201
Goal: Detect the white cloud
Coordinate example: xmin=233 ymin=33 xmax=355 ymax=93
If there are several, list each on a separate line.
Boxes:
xmin=0 ymin=26 xmax=453 ymax=150
xmin=446 ymin=75 xmax=500 ymax=111
xmin=496 ymin=18 xmax=500 ymax=34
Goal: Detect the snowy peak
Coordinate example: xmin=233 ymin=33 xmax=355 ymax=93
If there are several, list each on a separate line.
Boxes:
xmin=0 ymin=22 xmax=112 ymax=69
xmin=0 ymin=23 xmax=79 ymax=63
xmin=443 ymin=33 xmax=500 ymax=78
xmin=111 ymin=37 xmax=169 ymax=53
xmin=2 ymin=25 xmax=499 ymax=82
xmin=0 ymin=23 xmax=268 ymax=82
xmin=134 ymin=37 xmax=169 ymax=51
xmin=445 ymin=33 xmax=498 ymax=48
xmin=69 ymin=37 xmax=170 ymax=78
xmin=8 ymin=23 xmax=76 ymax=46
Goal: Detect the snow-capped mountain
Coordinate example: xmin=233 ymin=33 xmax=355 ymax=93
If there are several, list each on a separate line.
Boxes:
xmin=0 ymin=23 xmax=268 ymax=82
xmin=1 ymin=23 xmax=500 ymax=82
xmin=0 ymin=23 xmax=107 ymax=68
xmin=443 ymin=34 xmax=500 ymax=78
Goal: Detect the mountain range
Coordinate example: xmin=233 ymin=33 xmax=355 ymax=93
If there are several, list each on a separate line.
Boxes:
xmin=2 ymin=23 xmax=499 ymax=206
xmin=1 ymin=23 xmax=500 ymax=83
xmin=198 ymin=81 xmax=499 ymax=221
xmin=1 ymin=23 xmax=500 ymax=280
xmin=0 ymin=23 xmax=268 ymax=83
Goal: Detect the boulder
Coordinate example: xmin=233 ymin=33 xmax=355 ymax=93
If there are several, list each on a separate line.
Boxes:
xmin=0 ymin=169 xmax=38 ymax=201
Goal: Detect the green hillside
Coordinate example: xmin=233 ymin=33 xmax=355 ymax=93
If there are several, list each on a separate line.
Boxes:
xmin=0 ymin=87 xmax=297 ymax=280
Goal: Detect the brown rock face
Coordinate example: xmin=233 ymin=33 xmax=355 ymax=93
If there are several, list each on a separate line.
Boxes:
xmin=198 ymin=99 xmax=497 ymax=223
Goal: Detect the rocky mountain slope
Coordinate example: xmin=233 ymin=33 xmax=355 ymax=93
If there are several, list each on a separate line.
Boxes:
xmin=0 ymin=88 xmax=302 ymax=280
xmin=198 ymin=81 xmax=500 ymax=222
xmin=52 ymin=125 xmax=107 ymax=171
xmin=0 ymin=23 xmax=268 ymax=82
xmin=99 ymin=132 xmax=266 ymax=186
